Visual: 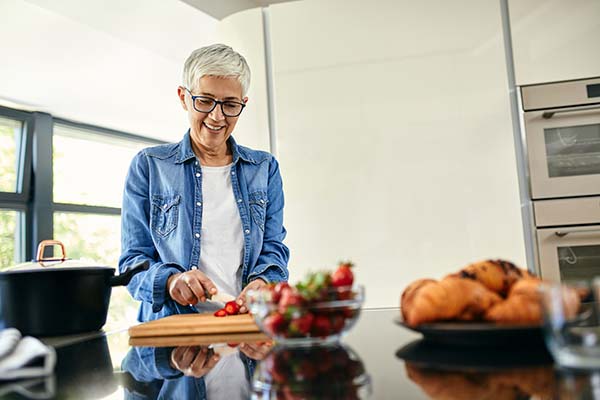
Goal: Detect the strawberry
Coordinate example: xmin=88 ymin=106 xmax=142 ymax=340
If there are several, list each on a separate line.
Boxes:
xmin=271 ymin=281 xmax=290 ymax=303
xmin=278 ymin=289 xmax=304 ymax=315
xmin=288 ymin=312 xmax=314 ymax=336
xmin=224 ymin=300 xmax=240 ymax=315
xmin=330 ymin=312 xmax=345 ymax=333
xmin=263 ymin=312 xmax=286 ymax=335
xmin=331 ymin=261 xmax=354 ymax=287
xmin=311 ymin=314 xmax=332 ymax=337
xmin=214 ymin=308 xmax=227 ymax=317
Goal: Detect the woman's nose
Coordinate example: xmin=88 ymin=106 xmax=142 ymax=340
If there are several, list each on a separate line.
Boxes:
xmin=209 ymin=104 xmax=225 ymax=120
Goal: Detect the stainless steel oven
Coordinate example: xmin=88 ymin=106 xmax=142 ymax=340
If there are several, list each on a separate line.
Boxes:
xmin=521 ymin=77 xmax=600 ymax=282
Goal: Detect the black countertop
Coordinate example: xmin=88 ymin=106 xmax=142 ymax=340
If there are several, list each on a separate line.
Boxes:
xmin=1 ymin=308 xmax=599 ymax=399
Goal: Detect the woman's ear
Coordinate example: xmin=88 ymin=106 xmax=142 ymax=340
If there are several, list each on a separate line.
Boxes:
xmin=177 ymin=86 xmax=188 ymax=110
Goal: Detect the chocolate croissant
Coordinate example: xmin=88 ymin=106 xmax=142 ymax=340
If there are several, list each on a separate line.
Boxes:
xmin=401 ymin=277 xmax=502 ymax=327
xmin=447 ymin=259 xmax=530 ymax=297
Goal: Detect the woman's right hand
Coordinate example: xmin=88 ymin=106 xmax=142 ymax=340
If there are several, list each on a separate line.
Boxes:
xmin=167 ymin=269 xmax=218 ymax=306
xmin=170 ymin=346 xmax=220 ymax=377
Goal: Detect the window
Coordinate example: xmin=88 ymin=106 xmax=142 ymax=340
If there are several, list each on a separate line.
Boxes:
xmin=51 ymin=121 xmax=162 ymax=330
xmin=0 ymin=210 xmax=23 ymax=269
xmin=0 ymin=106 xmax=164 ymax=327
xmin=53 ymin=124 xmax=150 ymax=208
xmin=0 ymin=110 xmax=30 ymax=269
xmin=0 ymin=117 xmax=23 ymax=193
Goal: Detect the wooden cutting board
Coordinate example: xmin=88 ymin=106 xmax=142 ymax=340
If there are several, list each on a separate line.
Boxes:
xmin=128 ymin=313 xmax=261 ymax=338
xmin=129 ymin=331 xmax=270 ymax=347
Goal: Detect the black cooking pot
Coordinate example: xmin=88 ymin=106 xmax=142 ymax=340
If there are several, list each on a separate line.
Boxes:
xmin=0 ymin=240 xmax=148 ymax=337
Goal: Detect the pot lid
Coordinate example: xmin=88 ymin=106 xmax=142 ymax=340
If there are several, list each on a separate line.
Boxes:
xmin=3 ymin=240 xmax=112 ymax=273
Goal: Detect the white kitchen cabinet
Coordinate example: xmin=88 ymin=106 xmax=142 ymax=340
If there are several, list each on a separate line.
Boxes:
xmin=509 ymin=0 xmax=600 ymax=85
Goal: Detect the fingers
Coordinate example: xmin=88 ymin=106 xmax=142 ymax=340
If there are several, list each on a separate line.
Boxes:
xmin=170 ymin=346 xmax=200 ymax=370
xmin=194 ymin=272 xmax=218 ymax=299
xmin=237 ymin=279 xmax=267 ymax=314
xmin=183 ymin=274 xmax=207 ymax=302
xmin=186 ymin=347 xmax=220 ymax=377
xmin=239 ymin=342 xmax=271 ymax=360
xmin=167 ymin=270 xmax=218 ymax=306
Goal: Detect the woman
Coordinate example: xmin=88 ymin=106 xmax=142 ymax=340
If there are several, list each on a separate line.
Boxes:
xmin=119 ymin=44 xmax=289 ymax=322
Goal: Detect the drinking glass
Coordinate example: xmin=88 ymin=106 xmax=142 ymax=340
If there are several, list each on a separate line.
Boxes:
xmin=539 ymin=280 xmax=600 ymax=369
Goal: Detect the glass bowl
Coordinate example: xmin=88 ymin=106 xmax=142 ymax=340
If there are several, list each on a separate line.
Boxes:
xmin=246 ymin=284 xmax=364 ymax=346
xmin=252 ymin=343 xmax=371 ymax=399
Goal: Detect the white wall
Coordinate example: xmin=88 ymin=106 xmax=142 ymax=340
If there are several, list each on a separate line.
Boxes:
xmin=509 ymin=0 xmax=600 ymax=85
xmin=0 ymin=0 xmax=217 ymax=141
xmin=216 ymin=8 xmax=271 ymax=152
xmin=219 ymin=0 xmax=527 ymax=308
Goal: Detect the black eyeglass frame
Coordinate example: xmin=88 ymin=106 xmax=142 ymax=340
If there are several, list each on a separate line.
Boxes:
xmin=184 ymin=87 xmax=246 ymax=117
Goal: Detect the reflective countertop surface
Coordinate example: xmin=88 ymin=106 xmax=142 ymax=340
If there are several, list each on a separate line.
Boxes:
xmin=2 ymin=308 xmax=600 ymax=399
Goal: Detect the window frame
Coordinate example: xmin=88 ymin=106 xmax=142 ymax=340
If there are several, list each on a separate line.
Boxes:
xmin=0 ymin=105 xmax=166 ymax=263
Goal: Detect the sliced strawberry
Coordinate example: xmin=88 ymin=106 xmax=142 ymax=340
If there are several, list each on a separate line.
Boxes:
xmin=214 ymin=308 xmax=227 ymax=317
xmin=224 ymin=300 xmax=240 ymax=315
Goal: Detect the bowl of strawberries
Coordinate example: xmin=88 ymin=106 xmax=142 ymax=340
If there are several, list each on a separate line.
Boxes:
xmin=246 ymin=262 xmax=364 ymax=346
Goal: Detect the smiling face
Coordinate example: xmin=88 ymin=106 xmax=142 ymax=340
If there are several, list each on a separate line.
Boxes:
xmin=178 ymin=75 xmax=247 ymax=159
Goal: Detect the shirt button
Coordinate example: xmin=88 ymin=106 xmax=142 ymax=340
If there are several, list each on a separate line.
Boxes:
xmin=195 ymin=173 xmax=200 ymax=177
xmin=259 ymin=199 xmax=264 ymax=204
xmin=244 ymin=229 xmax=250 ymax=234
xmin=231 ymin=171 xmax=236 ymax=175
xmin=196 ymin=202 xmax=202 ymax=206
xmin=195 ymin=233 xmax=200 ymax=238
xmin=191 ymin=265 xmax=197 ymax=270
xmin=237 ymin=198 xmax=242 ymax=203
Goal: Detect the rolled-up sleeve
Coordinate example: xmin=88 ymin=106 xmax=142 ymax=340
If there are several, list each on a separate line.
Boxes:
xmin=248 ymin=157 xmax=290 ymax=284
xmin=119 ymin=151 xmax=185 ymax=313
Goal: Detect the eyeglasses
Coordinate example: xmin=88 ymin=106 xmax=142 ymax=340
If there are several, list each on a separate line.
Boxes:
xmin=185 ymin=88 xmax=246 ymax=117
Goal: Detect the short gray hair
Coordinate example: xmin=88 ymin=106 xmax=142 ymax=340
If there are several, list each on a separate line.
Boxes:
xmin=182 ymin=44 xmax=251 ymax=97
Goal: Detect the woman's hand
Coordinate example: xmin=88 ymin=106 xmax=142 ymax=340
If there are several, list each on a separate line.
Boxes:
xmin=167 ymin=270 xmax=218 ymax=306
xmin=236 ymin=278 xmax=268 ymax=314
xmin=170 ymin=346 xmax=220 ymax=377
xmin=238 ymin=341 xmax=273 ymax=361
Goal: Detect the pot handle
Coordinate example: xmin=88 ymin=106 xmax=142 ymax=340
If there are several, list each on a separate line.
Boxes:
xmin=36 ymin=240 xmax=67 ymax=263
xmin=110 ymin=260 xmax=150 ymax=287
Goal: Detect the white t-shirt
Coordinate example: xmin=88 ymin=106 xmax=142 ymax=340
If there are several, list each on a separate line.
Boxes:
xmin=195 ymin=163 xmax=244 ymax=312
xmin=205 ymin=349 xmax=249 ymax=400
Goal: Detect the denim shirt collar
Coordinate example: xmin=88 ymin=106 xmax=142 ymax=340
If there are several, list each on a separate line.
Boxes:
xmin=175 ymin=130 xmax=264 ymax=165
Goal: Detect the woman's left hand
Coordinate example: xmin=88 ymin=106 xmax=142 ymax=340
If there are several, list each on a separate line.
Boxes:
xmin=236 ymin=278 xmax=267 ymax=314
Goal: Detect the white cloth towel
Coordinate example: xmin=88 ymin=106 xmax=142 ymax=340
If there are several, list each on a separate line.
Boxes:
xmin=0 ymin=328 xmax=56 ymax=380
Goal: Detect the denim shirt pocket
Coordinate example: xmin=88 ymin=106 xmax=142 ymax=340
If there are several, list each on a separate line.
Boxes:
xmin=150 ymin=194 xmax=180 ymax=237
xmin=248 ymin=190 xmax=268 ymax=231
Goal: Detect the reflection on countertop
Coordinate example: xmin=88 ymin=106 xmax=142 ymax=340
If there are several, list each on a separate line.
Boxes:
xmin=2 ymin=309 xmax=600 ymax=399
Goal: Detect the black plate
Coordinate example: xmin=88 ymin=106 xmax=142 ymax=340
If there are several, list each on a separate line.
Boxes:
xmin=395 ymin=317 xmax=545 ymax=347
xmin=396 ymin=339 xmax=553 ymax=372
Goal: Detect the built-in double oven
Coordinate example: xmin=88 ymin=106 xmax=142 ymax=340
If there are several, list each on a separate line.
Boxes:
xmin=521 ymin=77 xmax=600 ymax=282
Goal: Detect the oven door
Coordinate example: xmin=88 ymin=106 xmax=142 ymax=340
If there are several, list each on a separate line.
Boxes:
xmin=537 ymin=225 xmax=600 ymax=282
xmin=525 ymin=105 xmax=600 ymax=199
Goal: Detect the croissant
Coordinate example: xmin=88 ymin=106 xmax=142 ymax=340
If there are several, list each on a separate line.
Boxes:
xmin=485 ymin=278 xmax=581 ymax=324
xmin=406 ymin=363 xmax=555 ymax=400
xmin=401 ymin=277 xmax=502 ymax=326
xmin=447 ymin=259 xmax=530 ymax=297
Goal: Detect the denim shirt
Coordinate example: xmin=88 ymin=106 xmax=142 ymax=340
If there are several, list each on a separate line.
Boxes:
xmin=121 ymin=346 xmax=255 ymax=400
xmin=119 ymin=131 xmax=289 ymax=322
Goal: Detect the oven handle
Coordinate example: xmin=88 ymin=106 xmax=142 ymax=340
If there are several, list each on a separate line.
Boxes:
xmin=555 ymin=228 xmax=600 ymax=238
xmin=543 ymin=104 xmax=600 ymax=119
